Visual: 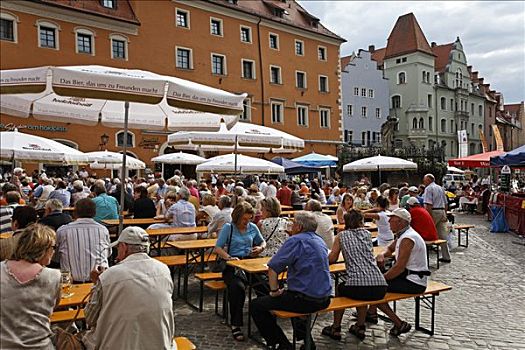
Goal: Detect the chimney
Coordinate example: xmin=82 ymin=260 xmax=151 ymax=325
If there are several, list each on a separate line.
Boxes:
xmin=368 ymin=45 xmax=375 ymax=53
xmin=431 ymin=42 xmax=437 ymax=48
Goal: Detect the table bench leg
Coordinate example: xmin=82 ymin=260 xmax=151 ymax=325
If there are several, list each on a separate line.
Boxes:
xmin=415 ymin=294 xmax=436 ymax=335
xmin=457 ymin=229 xmax=470 ymax=248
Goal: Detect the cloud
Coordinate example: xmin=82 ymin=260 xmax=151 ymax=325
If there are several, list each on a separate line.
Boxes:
xmin=298 ymin=1 xmax=525 ymax=102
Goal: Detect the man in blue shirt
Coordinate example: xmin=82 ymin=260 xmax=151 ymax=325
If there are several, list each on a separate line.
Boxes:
xmin=250 ymin=211 xmax=332 ymax=350
xmin=92 ymin=182 xmax=119 ymax=222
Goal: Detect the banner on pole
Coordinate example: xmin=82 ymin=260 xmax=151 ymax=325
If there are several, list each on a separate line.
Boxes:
xmin=457 ymin=130 xmax=468 ymax=158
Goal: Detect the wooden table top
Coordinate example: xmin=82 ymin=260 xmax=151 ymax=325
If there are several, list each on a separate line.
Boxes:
xmin=58 ymin=283 xmax=93 ymax=308
xmin=280 ymin=209 xmax=333 ymax=217
xmin=170 ymin=238 xmax=217 ymax=250
xmin=334 ymin=222 xmax=378 ymax=232
xmin=0 ymin=232 xmax=13 ymax=239
xmin=102 ymin=217 xmax=166 ymax=226
xmin=146 ymin=226 xmax=208 ymax=237
xmin=64 ymin=207 xmax=129 ymax=216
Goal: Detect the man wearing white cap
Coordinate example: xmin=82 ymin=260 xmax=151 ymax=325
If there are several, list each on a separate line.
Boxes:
xmin=367 ymin=208 xmax=430 ymax=337
xmin=399 ymin=186 xmax=423 ymax=208
xmin=84 ymin=226 xmax=174 ymax=350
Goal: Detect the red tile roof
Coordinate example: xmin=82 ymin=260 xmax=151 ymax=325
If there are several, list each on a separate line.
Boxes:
xmin=208 ymin=0 xmax=345 ymax=42
xmin=384 ymin=13 xmax=434 ymax=60
xmin=340 ymin=55 xmax=353 ymax=69
xmin=505 ymin=103 xmax=523 ymax=116
xmin=432 ymin=43 xmax=453 ymax=73
xmin=37 ymin=0 xmax=139 ymax=24
xmin=370 ymin=47 xmax=386 ymax=66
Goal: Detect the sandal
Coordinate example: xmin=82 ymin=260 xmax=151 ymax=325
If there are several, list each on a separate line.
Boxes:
xmin=351 ymin=311 xmax=378 ymax=324
xmin=349 ymin=323 xmax=366 ymax=341
xmin=231 ymin=327 xmax=245 ymax=341
xmin=321 ymin=325 xmax=342 ymax=341
xmin=389 ymin=321 xmax=411 ymax=336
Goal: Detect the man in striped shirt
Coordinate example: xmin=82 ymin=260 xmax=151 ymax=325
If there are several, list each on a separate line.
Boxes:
xmin=56 ymin=198 xmax=111 ymax=283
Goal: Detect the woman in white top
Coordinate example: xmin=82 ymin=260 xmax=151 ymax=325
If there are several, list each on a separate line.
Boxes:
xmin=256 ymin=197 xmax=288 ymax=257
xmin=336 ymin=193 xmax=354 ymax=225
xmin=387 ymin=187 xmax=400 ymax=211
xmin=363 ymin=196 xmax=394 ymax=246
xmin=369 ymin=208 xmax=429 ymax=337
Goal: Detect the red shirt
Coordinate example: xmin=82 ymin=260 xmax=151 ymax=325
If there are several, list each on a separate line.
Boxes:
xmin=276 ymin=186 xmax=292 ymax=206
xmin=409 ymin=206 xmax=439 ymax=241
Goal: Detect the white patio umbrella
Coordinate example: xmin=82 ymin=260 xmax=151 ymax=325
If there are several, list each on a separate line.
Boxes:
xmin=0 ymin=129 xmax=88 ymax=165
xmin=196 ymin=154 xmax=285 ymax=174
xmin=86 ymin=151 xmax=145 ymax=170
xmin=447 ymin=166 xmax=465 ymax=174
xmin=1 ymin=65 xmax=246 ymax=232
xmin=151 ymin=152 xmax=206 ymax=165
xmin=343 ymin=155 xmax=417 ymax=184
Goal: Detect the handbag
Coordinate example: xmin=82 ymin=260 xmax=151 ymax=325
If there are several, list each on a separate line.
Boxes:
xmin=53 ymin=291 xmax=92 ymax=350
xmin=211 ymin=224 xmax=234 ymax=273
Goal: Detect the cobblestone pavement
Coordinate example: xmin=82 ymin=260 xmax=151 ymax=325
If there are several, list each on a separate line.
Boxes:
xmin=173 ymin=213 xmax=525 ymax=349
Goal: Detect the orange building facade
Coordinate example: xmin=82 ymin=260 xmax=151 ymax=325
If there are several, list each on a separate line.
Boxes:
xmin=0 ymin=0 xmax=345 ymax=173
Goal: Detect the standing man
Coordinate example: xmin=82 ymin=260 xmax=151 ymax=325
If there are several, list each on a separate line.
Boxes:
xmin=84 ymin=226 xmax=174 ymax=350
xmin=276 ymin=179 xmax=292 ymax=207
xmin=56 ymin=198 xmax=110 ymax=283
xmin=250 ymin=211 xmax=332 ymax=350
xmin=422 ymin=174 xmax=451 ymax=263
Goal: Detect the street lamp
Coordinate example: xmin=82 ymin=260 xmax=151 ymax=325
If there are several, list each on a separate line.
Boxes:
xmin=99 ymin=133 xmax=109 ymax=150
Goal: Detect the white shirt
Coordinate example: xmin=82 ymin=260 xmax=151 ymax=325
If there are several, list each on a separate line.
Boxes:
xmin=312 ymin=212 xmax=334 ymax=249
xmin=395 ymin=226 xmax=429 ymax=287
xmin=264 ymin=184 xmax=277 ymax=198
xmin=376 ymin=211 xmax=394 ymax=246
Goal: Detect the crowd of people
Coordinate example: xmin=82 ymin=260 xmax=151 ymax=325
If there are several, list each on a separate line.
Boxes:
xmin=0 ymin=166 xmax=458 ymax=349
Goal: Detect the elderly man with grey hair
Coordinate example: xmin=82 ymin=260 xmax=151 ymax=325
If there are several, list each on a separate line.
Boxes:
xmin=305 ymin=199 xmax=335 ymax=249
xmin=206 ymin=195 xmax=233 ymax=238
xmin=148 ymin=186 xmax=196 ymax=241
xmin=38 ymin=198 xmax=72 ymax=231
xmin=250 ymin=211 xmax=332 ymax=350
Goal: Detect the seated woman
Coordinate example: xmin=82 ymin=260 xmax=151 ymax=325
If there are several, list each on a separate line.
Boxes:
xmin=257 ymin=197 xmax=288 ymax=257
xmin=354 ymin=187 xmax=371 ymax=210
xmin=196 ymin=194 xmax=220 ymax=226
xmin=130 ymin=186 xmax=156 ymax=219
xmin=0 ymin=224 xmax=61 ymax=349
xmin=0 ymin=206 xmax=38 ymax=261
xmin=387 ymin=187 xmax=400 ymax=211
xmin=327 ymin=188 xmax=342 ymax=205
xmin=213 ymin=202 xmax=266 ymax=342
xmin=155 ymin=191 xmax=177 ymax=219
xmin=369 ymin=208 xmax=429 ymax=337
xmin=363 ymin=196 xmax=394 ymax=247
xmin=336 ymin=193 xmax=354 ymax=225
xmin=323 ymin=209 xmax=387 ymax=341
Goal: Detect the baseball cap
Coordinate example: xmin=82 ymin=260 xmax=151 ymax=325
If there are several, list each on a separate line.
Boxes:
xmin=407 ymin=197 xmax=420 ymax=206
xmin=408 ymin=186 xmax=419 ymax=193
xmin=110 ymin=226 xmax=150 ymax=248
xmin=387 ymin=208 xmax=412 ymax=223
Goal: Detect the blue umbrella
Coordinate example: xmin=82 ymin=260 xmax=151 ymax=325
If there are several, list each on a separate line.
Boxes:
xmin=292 ymin=152 xmax=337 ymax=167
xmin=490 ymin=145 xmax=525 ymax=167
xmin=271 ymin=157 xmax=321 ymax=174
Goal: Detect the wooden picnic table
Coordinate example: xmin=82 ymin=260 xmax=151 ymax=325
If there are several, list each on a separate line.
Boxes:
xmin=146 ymin=226 xmax=208 ymax=255
xmin=280 ymin=209 xmax=333 ymax=217
xmin=64 ymin=207 xmax=129 ymax=216
xmin=0 ymin=232 xmax=13 ymax=239
xmin=58 ymin=283 xmax=93 ymax=308
xmin=102 ymin=217 xmax=166 ymax=226
xmin=334 ymin=222 xmax=378 ymax=232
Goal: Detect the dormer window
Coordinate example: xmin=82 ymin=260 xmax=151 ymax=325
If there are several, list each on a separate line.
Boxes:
xmin=227 ymin=0 xmax=238 ymax=4
xmin=101 ymin=0 xmax=116 ymax=9
xmin=273 ymin=8 xmax=284 ymax=18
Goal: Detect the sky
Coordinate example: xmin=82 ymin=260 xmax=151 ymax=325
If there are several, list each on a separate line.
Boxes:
xmin=298 ymin=1 xmax=525 ymax=103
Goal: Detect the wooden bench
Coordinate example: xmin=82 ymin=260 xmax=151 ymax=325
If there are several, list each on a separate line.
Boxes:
xmin=272 ymin=281 xmax=451 ymax=349
xmin=175 ymin=336 xmax=196 ymax=350
xmin=50 ymin=309 xmax=85 ymax=324
xmin=204 ymin=280 xmax=228 ymax=319
xmin=195 ymin=272 xmax=223 ymax=312
xmin=454 ymin=224 xmax=475 ymax=247
xmin=425 ymin=239 xmax=448 ymax=269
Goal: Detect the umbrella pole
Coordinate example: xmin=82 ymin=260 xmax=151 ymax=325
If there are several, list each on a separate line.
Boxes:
xmin=234 ymin=135 xmax=238 ymax=175
xmin=378 ymin=165 xmax=381 ymax=185
xmin=118 ymin=101 xmax=129 ymax=236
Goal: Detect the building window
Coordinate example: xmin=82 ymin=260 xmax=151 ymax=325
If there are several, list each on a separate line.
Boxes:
xmin=110 ymin=34 xmax=128 ymax=60
xmin=297 ymin=105 xmax=308 ymax=126
xmin=347 ymin=104 xmax=353 ymax=117
xmin=320 ymin=108 xmax=330 ymax=128
xmin=450 ymin=99 xmax=454 ymax=111
xmin=240 ymin=26 xmax=251 ymax=43
xmin=241 ymin=59 xmax=255 ymax=79
xmin=296 ymin=71 xmax=306 ymax=89
xmin=241 ymin=98 xmax=251 ymax=121
xmin=345 ymin=130 xmax=353 ymax=143
xmin=101 ymin=0 xmax=116 ymax=8
xmin=270 ymin=66 xmax=281 ymax=84
xmin=271 ymin=101 xmax=283 ymax=123
xmin=368 ymin=89 xmax=374 ymax=98
xmin=176 ymin=47 xmax=192 ymax=69
xmin=402 ymin=57 xmax=407 ymax=63
xmin=75 ymin=29 xmax=94 ymax=54
xmin=0 ymin=15 xmax=16 ymax=42
xmin=427 ymin=94 xmax=432 ymax=108
xmin=392 ymin=95 xmax=401 ymax=108
xmin=353 ymin=87 xmax=359 ymax=96
xmin=319 ymin=76 xmax=328 ymax=92
xmin=210 ymin=18 xmax=222 ymax=36
xmin=398 ymin=72 xmax=406 ymax=84
xmin=269 ymin=33 xmax=279 ymax=49
xmin=440 ymin=97 xmax=446 ymax=110
xmin=419 ymin=118 xmax=424 ymax=129
xmin=429 ymin=116 xmax=433 ymax=131
xmin=361 ymin=131 xmax=367 ymax=146
xmin=478 ymin=105 xmax=483 ymax=116
xmin=375 ymin=108 xmax=381 ymax=118
xmin=412 ymin=118 xmax=418 ymax=129
xmin=39 ymin=26 xmax=57 ymax=49
xmin=116 ymin=130 xmax=134 ymax=148
xmin=318 ymin=46 xmax=327 ymax=61
xmin=361 ymin=88 xmax=366 ymax=97
xmin=441 ymin=119 xmax=446 ymax=133
xmin=295 ymin=40 xmax=304 ymax=56
xmin=211 ymin=54 xmax=226 ymax=75
xmin=450 ymin=120 xmax=455 ymax=134
xmin=361 ymin=106 xmax=367 ymax=118
xmin=470 ymin=103 xmax=474 ymax=115
xmin=176 ymin=9 xmax=189 ymax=28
